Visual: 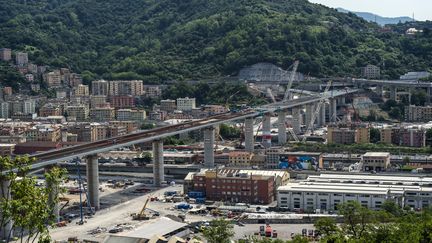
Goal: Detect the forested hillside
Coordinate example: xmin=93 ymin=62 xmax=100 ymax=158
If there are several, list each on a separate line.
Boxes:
xmin=1 ymin=0 xmax=431 ymax=83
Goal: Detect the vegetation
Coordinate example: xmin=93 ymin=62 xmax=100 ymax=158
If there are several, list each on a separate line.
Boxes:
xmin=1 ymin=0 xmax=432 ymax=83
xmin=0 ymin=156 xmax=67 ymax=242
xmin=162 ymin=81 xmax=264 ymax=106
xmin=220 ymin=124 xmax=241 ymax=140
xmin=202 ymin=218 xmax=234 ymax=243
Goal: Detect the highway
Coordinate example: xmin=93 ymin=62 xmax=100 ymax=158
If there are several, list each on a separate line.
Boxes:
xmin=20 ymin=89 xmax=357 ymax=171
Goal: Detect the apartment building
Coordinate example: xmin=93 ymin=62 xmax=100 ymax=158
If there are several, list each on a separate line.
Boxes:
xmin=0 ymin=48 xmax=11 ymax=61
xmin=361 ymin=64 xmax=380 ymax=79
xmin=72 ymin=84 xmax=90 ymax=96
xmin=0 ymin=102 xmax=9 ymax=119
xmin=90 ymin=107 xmax=115 ymax=122
xmin=109 ymin=95 xmax=135 ymax=108
xmin=176 ymin=97 xmax=196 ymax=111
xmin=143 ymin=85 xmax=162 ymax=98
xmin=327 ymin=125 xmax=370 ymax=145
xmin=25 ymin=124 xmax=61 ymax=142
xmin=15 ymin=52 xmax=28 ymax=66
xmin=116 ymin=109 xmax=147 ymax=122
xmin=92 ymin=80 xmax=109 ymax=96
xmin=160 ymin=99 xmax=176 ymax=112
xmin=228 ymin=151 xmax=254 ymax=167
xmin=90 ymin=95 xmax=109 ymax=108
xmin=109 ymin=80 xmax=144 ymax=96
xmin=265 ymin=147 xmax=284 ymax=169
xmin=380 ymin=126 xmax=426 ymax=147
xmin=405 ymin=105 xmax=432 ymax=122
xmin=65 ymin=105 xmax=89 ymax=121
xmin=44 ymin=70 xmax=62 ymax=88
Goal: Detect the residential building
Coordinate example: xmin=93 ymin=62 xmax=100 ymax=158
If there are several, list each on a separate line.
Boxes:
xmin=176 ymin=97 xmax=196 ymax=111
xmin=90 ymin=107 xmax=115 ymax=122
xmin=203 ymin=105 xmax=229 ymax=115
xmin=160 ymin=99 xmax=176 ymax=112
xmin=362 ymin=152 xmax=390 ymax=172
xmin=149 ymin=110 xmax=166 ymax=121
xmin=91 ymin=124 xmax=108 ymax=141
xmin=405 ymin=105 xmax=432 ymax=122
xmin=23 ymin=100 xmax=36 ymax=114
xmin=278 ymin=174 xmax=432 ymax=211
xmin=60 ymin=68 xmax=71 ymax=84
xmin=265 ymin=147 xmax=284 ymax=169
xmin=3 ymin=87 xmax=12 ymax=96
xmin=92 ymin=80 xmax=109 ymax=96
xmin=90 ymin=95 xmax=109 ymax=108
xmin=14 ymin=141 xmax=61 ymax=154
xmin=109 ymin=80 xmax=144 ymax=96
xmin=327 ymin=127 xmax=355 ymax=145
xmin=0 ymin=48 xmax=11 ymax=61
xmin=72 ymin=84 xmax=90 ymax=96
xmin=69 ymin=73 xmax=82 ymax=87
xmin=56 ymin=90 xmax=67 ymax=99
xmin=355 ymin=126 xmax=370 ymax=144
xmin=25 ymin=124 xmax=61 ymax=142
xmin=30 ymin=83 xmax=40 ymax=92
xmin=228 ymin=151 xmax=254 ymax=167
xmin=15 ymin=52 xmax=28 ymax=66
xmin=109 ymin=121 xmax=138 ymax=133
xmin=109 ymin=95 xmax=135 ymax=108
xmin=27 ymin=64 xmax=37 ymax=74
xmin=107 ymin=124 xmax=127 ymax=138
xmin=0 ymin=102 xmax=9 ymax=119
xmin=65 ymin=105 xmax=89 ymax=121
xmin=66 ymin=123 xmax=92 ymax=142
xmin=130 ymin=109 xmax=146 ymax=123
xmin=25 ymin=74 xmax=34 ymax=82
xmin=39 ymin=104 xmax=62 ymax=117
xmin=44 ymin=70 xmax=62 ymax=88
xmin=143 ymin=85 xmax=162 ymax=98
xmin=116 ymin=109 xmax=146 ymax=122
xmin=361 ymin=64 xmax=380 ymax=79
xmin=380 ymin=126 xmax=426 ymax=147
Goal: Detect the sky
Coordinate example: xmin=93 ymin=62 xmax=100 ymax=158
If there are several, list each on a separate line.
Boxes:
xmin=309 ymin=0 xmax=431 ymax=21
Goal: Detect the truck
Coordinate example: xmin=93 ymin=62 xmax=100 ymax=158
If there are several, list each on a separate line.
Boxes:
xmin=176 ymin=203 xmax=193 ymax=210
xmin=265 ymin=224 xmax=272 ymax=237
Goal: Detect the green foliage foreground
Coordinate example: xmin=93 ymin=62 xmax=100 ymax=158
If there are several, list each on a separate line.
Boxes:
xmin=0 ymin=156 xmax=67 ymax=242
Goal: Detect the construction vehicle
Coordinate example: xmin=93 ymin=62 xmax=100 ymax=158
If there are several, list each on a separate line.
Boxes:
xmin=282 ymin=61 xmax=300 ymax=102
xmin=131 ymin=196 xmax=159 ymax=220
xmin=302 ymin=80 xmax=333 ymax=142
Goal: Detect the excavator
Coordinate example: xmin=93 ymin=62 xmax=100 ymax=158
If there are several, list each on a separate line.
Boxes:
xmin=131 ymin=196 xmax=160 ymax=220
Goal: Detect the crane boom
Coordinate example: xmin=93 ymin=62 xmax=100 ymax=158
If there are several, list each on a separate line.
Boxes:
xmin=302 ymin=80 xmax=332 ymax=142
xmin=283 ymin=61 xmax=299 ymax=102
xmin=266 ymin=87 xmax=277 ymax=103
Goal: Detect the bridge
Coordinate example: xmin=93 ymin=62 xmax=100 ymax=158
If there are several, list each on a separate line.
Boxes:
xmin=0 ymin=88 xmax=357 ymax=225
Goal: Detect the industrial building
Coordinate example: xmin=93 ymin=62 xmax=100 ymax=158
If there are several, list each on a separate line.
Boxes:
xmin=277 ymin=174 xmax=432 ymax=211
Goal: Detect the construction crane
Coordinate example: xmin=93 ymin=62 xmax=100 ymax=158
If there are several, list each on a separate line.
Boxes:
xmin=302 ymin=80 xmax=333 ymax=142
xmin=131 ymin=196 xmax=158 ymax=220
xmin=282 ymin=60 xmax=300 ymax=102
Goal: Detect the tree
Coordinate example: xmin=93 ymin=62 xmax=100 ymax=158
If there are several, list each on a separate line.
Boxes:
xmin=202 ymin=218 xmax=234 ymax=243
xmin=314 ymin=217 xmax=339 ymax=238
xmin=381 ymin=200 xmax=403 ymax=217
xmin=141 ymin=152 xmax=153 ymax=164
xmin=369 ymin=128 xmax=381 ymax=143
xmin=338 ymin=201 xmax=374 ymax=239
xmin=0 ymin=156 xmax=67 ymax=242
xmin=219 ymin=124 xmax=241 ymax=140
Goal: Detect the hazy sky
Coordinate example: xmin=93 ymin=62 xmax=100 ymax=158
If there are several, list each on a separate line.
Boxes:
xmin=309 ymin=0 xmax=431 ymax=21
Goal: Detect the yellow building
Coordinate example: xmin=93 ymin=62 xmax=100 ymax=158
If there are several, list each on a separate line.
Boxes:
xmin=228 ymin=151 xmax=254 ymax=167
xmin=380 ymin=128 xmax=392 ymax=144
xmin=355 ymin=127 xmax=370 ymax=144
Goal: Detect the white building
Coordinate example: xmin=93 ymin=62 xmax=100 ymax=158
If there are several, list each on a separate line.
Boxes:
xmin=176 ymin=97 xmax=196 ymax=111
xmin=361 ymin=64 xmax=380 ymax=79
xmin=277 ymin=174 xmax=432 ymax=211
xmin=23 ymin=100 xmax=36 ymax=114
xmin=400 ymin=71 xmax=430 ymax=80
xmin=92 ymin=80 xmax=109 ymax=96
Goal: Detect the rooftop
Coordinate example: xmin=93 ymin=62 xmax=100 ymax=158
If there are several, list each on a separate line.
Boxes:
xmin=363 ymin=152 xmax=390 ymax=157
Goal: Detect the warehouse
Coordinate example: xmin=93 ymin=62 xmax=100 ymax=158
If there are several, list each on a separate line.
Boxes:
xmin=277 ymin=174 xmax=432 ymax=211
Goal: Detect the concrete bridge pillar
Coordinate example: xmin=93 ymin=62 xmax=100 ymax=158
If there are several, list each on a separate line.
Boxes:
xmin=305 ymin=104 xmax=315 ymax=129
xmin=278 ymin=111 xmax=287 ymax=145
xmin=45 ymin=165 xmax=60 ymax=223
xmin=244 ymin=118 xmax=254 ymax=152
xmin=0 ymin=179 xmax=13 ymax=241
xmin=152 ymin=140 xmax=165 ymax=186
xmin=203 ymin=127 xmax=215 ymax=168
xmin=291 ymin=108 xmax=301 ymax=134
xmin=262 ymin=114 xmax=272 ymax=148
xmin=317 ymin=104 xmax=326 ymax=126
xmin=390 ymin=86 xmax=397 ymax=101
xmin=330 ymin=99 xmax=337 ymax=123
xmin=86 ymin=154 xmax=100 ymax=210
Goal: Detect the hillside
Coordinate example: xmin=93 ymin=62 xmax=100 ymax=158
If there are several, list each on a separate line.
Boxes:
xmin=0 ymin=0 xmax=431 ymax=83
xmin=337 ymin=8 xmax=414 ymax=26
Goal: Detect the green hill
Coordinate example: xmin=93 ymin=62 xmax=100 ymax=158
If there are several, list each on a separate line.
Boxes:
xmin=0 ymin=0 xmax=431 ymax=83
